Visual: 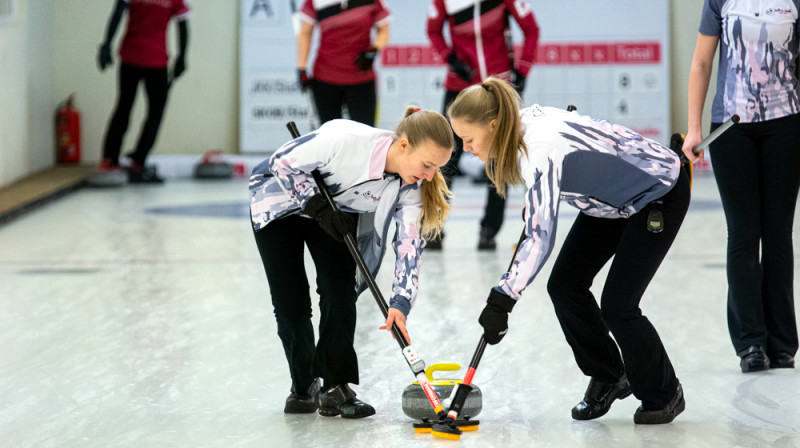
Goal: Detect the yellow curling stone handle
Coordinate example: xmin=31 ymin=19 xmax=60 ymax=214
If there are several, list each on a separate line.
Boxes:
xmin=411 ymin=363 xmax=462 ymax=386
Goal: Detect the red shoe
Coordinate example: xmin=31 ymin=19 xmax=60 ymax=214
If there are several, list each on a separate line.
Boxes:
xmin=96 ymin=158 xmax=121 ymax=173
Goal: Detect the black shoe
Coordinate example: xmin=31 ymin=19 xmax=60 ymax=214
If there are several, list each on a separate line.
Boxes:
xmin=284 ymin=378 xmax=321 ymax=414
xmin=318 ymin=384 xmax=375 ymax=419
xmin=477 ymin=228 xmax=496 ymax=251
xmin=634 ymin=384 xmax=685 ymax=424
xmin=128 ymin=164 xmax=164 ymax=184
xmin=738 ymin=345 xmax=770 ymax=372
xmin=571 ymin=375 xmax=632 ymax=420
xmin=769 ymin=351 xmax=795 ymax=369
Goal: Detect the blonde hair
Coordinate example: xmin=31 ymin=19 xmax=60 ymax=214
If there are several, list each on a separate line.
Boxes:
xmin=394 ymin=106 xmax=454 ymax=240
xmin=447 ymin=77 xmax=526 ymax=197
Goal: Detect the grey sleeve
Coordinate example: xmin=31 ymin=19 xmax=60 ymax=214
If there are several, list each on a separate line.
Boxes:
xmin=698 ymin=0 xmax=723 ymax=36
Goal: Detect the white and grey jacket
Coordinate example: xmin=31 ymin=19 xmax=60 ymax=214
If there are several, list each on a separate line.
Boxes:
xmin=249 ymin=119 xmax=426 ymax=316
xmin=498 ymin=105 xmax=682 ymax=299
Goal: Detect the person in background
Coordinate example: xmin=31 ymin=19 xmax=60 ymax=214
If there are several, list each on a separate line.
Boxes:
xmin=96 ymin=0 xmax=190 ymax=183
xmin=451 ymin=77 xmax=689 ymax=425
xmin=426 ymin=0 xmax=539 ymax=249
xmin=296 ymin=0 xmax=391 ymax=126
xmin=682 ymin=0 xmax=799 ymax=373
xmin=250 ymin=108 xmax=453 ymax=418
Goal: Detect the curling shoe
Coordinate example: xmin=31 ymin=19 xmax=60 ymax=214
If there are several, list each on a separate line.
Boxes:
xmin=572 ymin=375 xmax=632 ymax=420
xmin=738 ymin=345 xmax=770 ymax=373
xmin=477 ymin=227 xmax=497 ymax=251
xmin=284 ymin=378 xmax=321 ymax=414
xmin=318 ymin=384 xmax=375 ymax=419
xmin=634 ymin=384 xmax=685 ymax=424
xmin=769 ymin=352 xmax=795 ymax=369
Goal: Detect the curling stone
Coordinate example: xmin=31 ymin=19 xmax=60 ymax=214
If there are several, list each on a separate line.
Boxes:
xmin=86 ymin=169 xmax=127 ymax=187
xmin=194 ymin=149 xmax=233 ymax=179
xmin=401 ymin=363 xmax=482 ymax=420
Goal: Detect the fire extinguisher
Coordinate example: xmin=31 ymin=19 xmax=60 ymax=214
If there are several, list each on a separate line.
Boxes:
xmin=56 ymin=94 xmax=81 ymax=164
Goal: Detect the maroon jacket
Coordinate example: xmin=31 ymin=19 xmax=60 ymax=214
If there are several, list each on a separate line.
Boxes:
xmin=427 ymin=0 xmax=539 ymax=91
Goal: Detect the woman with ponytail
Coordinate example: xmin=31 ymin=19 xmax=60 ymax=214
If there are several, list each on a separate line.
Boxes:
xmin=448 ymin=77 xmax=690 ymax=425
xmin=249 ymin=107 xmax=453 ymax=419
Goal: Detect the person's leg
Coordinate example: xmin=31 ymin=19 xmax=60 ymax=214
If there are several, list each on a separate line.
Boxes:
xmin=548 ymin=213 xmax=626 ymax=381
xmin=252 ymin=216 xmax=317 ymax=411
xmin=478 ymin=184 xmax=506 ymax=249
xmin=311 ymin=79 xmax=345 ymax=125
xmin=548 ymin=213 xmax=631 ymax=420
xmin=304 ymin=213 xmax=375 ymax=418
xmin=600 ymin=170 xmax=689 ymax=417
xmin=128 ymin=67 xmax=169 ymax=167
xmin=709 ymin=123 xmax=767 ymax=357
xmin=102 ymin=64 xmax=141 ymax=164
xmin=758 ymin=114 xmax=800 ymax=364
xmin=342 ymin=80 xmax=376 ymax=126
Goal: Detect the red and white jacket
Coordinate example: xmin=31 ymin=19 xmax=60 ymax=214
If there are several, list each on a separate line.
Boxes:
xmin=427 ymin=0 xmax=539 ymax=91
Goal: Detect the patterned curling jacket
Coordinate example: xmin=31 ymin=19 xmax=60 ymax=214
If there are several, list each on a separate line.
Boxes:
xmin=497 ymin=105 xmax=682 ymax=300
xmin=249 ymin=119 xmax=425 ymax=316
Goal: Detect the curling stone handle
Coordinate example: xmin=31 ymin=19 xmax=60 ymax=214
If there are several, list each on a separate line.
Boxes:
xmin=425 ymin=363 xmax=462 ymax=382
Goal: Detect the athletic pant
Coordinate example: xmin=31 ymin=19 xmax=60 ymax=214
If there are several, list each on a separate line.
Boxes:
xmin=709 ymin=113 xmax=800 ymax=357
xmin=312 ymin=79 xmax=376 ymax=126
xmin=252 ymin=214 xmax=359 ymax=394
xmin=547 ymin=169 xmax=690 ymax=410
xmin=441 ymin=89 xmax=506 ymax=239
xmin=103 ymin=63 xmax=169 ymax=166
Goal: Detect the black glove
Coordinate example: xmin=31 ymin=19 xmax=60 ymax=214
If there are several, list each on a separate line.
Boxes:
xmin=297 ymin=69 xmax=312 ymax=90
xmin=446 ymin=52 xmax=475 ymax=83
xmin=354 ymin=47 xmax=378 ymax=71
xmin=303 ymin=194 xmax=355 ymax=242
xmin=98 ymin=44 xmax=113 ymax=71
xmin=172 ymin=55 xmax=186 ymax=80
xmin=479 ymin=289 xmax=517 ymax=345
xmin=511 ymin=67 xmax=526 ymax=93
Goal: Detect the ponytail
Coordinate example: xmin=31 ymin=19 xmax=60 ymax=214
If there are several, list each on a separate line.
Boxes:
xmin=447 ymin=77 xmax=526 ymax=197
xmin=394 ymin=106 xmax=453 ymax=239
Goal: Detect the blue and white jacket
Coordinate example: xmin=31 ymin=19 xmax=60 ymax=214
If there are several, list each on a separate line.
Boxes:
xmin=498 ymin=105 xmax=682 ymax=299
xmin=249 ymin=119 xmax=426 ymax=316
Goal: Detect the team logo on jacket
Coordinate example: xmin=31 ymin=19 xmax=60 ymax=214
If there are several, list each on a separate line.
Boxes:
xmin=362 ymin=191 xmax=381 ymax=202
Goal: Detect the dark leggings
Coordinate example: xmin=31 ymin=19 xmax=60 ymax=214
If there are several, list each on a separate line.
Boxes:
xmin=441 ymin=90 xmax=506 ymax=238
xmin=547 ymin=169 xmax=690 ymax=410
xmin=311 ymin=79 xmax=376 ymax=126
xmin=103 ymin=63 xmax=169 ymax=166
xmin=252 ymin=214 xmax=359 ymax=394
xmin=709 ymin=113 xmax=800 ymax=357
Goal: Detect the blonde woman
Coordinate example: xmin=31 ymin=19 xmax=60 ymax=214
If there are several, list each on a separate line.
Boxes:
xmin=448 ymin=78 xmax=689 ymax=425
xmin=250 ymin=108 xmax=452 ymax=418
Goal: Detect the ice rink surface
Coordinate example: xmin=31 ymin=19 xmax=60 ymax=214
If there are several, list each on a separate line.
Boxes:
xmin=0 ymin=173 xmax=798 ymax=447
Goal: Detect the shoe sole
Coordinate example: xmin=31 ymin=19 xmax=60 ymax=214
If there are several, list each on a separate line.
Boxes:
xmin=318 ymin=407 xmax=376 ymax=419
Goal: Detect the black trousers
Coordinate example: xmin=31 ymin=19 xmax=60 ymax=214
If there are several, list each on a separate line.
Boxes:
xmin=312 ymin=79 xmax=376 ymax=126
xmin=709 ymin=113 xmax=800 ymax=357
xmin=252 ymin=214 xmax=359 ymax=393
xmin=103 ymin=63 xmax=170 ymax=166
xmin=547 ymin=169 xmax=690 ymax=410
xmin=441 ymin=90 xmax=505 ymax=238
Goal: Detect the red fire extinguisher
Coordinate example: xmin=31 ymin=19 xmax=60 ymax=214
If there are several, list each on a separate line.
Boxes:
xmin=56 ymin=94 xmax=81 ymax=164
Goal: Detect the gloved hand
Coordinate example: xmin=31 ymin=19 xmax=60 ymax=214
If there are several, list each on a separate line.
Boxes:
xmin=354 ymin=47 xmax=378 ymax=71
xmin=98 ymin=43 xmax=113 ymax=71
xmin=297 ymin=69 xmax=312 ymax=90
xmin=446 ymin=52 xmax=475 ymax=83
xmin=511 ymin=67 xmax=527 ymax=93
xmin=479 ymin=289 xmax=517 ymax=345
xmin=172 ymin=55 xmax=186 ymax=80
xmin=303 ymin=194 xmax=355 ymax=242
